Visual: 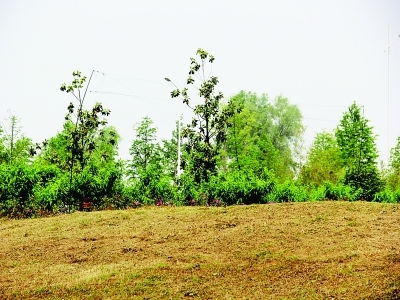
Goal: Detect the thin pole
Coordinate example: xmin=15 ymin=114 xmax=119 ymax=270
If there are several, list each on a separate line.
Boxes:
xmin=177 ymin=114 xmax=182 ymax=177
xmin=358 ymin=106 xmax=365 ymax=178
xmin=388 ymin=23 xmax=390 ymax=164
xmin=384 ymin=29 xmax=400 ymax=163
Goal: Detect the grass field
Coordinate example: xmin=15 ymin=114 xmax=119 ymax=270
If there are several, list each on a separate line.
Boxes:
xmin=1 ymin=201 xmax=400 ymax=299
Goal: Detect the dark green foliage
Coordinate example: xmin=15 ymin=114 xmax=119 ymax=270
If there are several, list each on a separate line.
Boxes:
xmin=31 ymin=164 xmax=62 ymax=210
xmin=0 ymin=163 xmax=36 ymax=216
xmin=58 ymin=71 xmax=121 ymax=209
xmin=201 ymin=170 xmax=276 ymax=205
xmin=1 ymin=66 xmax=395 ymax=217
xmin=63 ymin=103 xmax=112 ymax=171
xmin=168 ymin=49 xmax=240 ymax=183
xmin=175 ymin=169 xmax=276 ymax=206
xmin=0 ymin=163 xmax=63 ymax=217
xmin=335 ymin=103 xmax=383 ymax=200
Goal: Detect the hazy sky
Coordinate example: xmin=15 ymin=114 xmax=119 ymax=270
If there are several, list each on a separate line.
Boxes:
xmin=0 ymin=0 xmax=399 ymax=163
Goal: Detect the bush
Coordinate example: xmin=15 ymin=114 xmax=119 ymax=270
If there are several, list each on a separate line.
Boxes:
xmin=373 ymin=187 xmax=399 ymax=203
xmin=0 ymin=163 xmax=37 ymax=217
xmin=267 ymin=181 xmax=307 ymax=203
xmin=307 ymin=185 xmax=326 ymax=202
xmin=203 ymin=170 xmax=276 ymax=205
xmin=322 ymin=181 xmax=357 ymax=201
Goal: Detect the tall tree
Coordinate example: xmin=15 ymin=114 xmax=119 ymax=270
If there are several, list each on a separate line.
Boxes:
xmin=335 ymin=103 xmax=382 ymax=200
xmin=129 ymin=116 xmax=161 ymax=184
xmin=299 ymin=131 xmax=343 ymax=185
xmin=166 ymin=48 xmax=240 ymax=183
xmin=226 ymin=91 xmax=303 ymax=180
xmin=59 ymin=70 xmax=115 ymax=207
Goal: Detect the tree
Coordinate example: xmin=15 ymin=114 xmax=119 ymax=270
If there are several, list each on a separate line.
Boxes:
xmin=129 ymin=116 xmax=161 ymax=184
xmin=59 ymin=70 xmax=115 ymax=208
xmin=387 ymin=136 xmax=400 ymax=190
xmin=225 ymin=91 xmax=304 ymax=180
xmin=299 ymin=131 xmax=343 ymax=186
xmin=37 ymin=123 xmax=119 ymax=171
xmin=335 ymin=103 xmax=382 ymax=200
xmin=167 ymin=48 xmax=240 ymax=183
xmin=0 ymin=114 xmax=33 ymax=164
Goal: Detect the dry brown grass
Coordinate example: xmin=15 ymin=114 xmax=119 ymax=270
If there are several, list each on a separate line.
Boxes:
xmin=1 ymin=201 xmax=400 ymax=299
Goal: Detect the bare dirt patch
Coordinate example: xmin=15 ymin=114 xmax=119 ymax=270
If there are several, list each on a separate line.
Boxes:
xmin=0 ymin=201 xmax=399 ymax=299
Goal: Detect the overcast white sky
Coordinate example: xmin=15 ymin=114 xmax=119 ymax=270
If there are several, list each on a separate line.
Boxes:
xmin=0 ymin=0 xmax=399 ymax=164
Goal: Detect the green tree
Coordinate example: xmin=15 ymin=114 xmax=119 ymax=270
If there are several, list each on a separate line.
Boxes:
xmin=129 ymin=116 xmax=161 ymax=184
xmin=167 ymin=48 xmax=240 ymax=183
xmin=37 ymin=123 xmax=119 ymax=171
xmin=299 ymin=131 xmax=343 ymax=186
xmin=225 ymin=91 xmax=303 ymax=180
xmin=335 ymin=103 xmax=382 ymax=200
xmin=59 ymin=70 xmax=115 ymax=208
xmin=0 ymin=114 xmax=33 ymax=164
xmin=387 ymin=136 xmax=400 ymax=190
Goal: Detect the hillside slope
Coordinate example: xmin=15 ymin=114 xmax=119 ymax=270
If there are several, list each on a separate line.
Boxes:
xmin=1 ymin=202 xmax=400 ymax=299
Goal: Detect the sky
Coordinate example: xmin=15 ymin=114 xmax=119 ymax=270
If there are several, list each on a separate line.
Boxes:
xmin=0 ymin=0 xmax=399 ymax=164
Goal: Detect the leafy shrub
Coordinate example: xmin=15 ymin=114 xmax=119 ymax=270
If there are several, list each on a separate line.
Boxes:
xmin=307 ymin=185 xmax=326 ymax=202
xmin=202 ymin=170 xmax=276 ymax=205
xmin=322 ymin=181 xmax=356 ymax=201
xmin=267 ymin=181 xmax=307 ymax=203
xmin=178 ymin=172 xmax=202 ymax=205
xmin=124 ymin=175 xmax=179 ymax=206
xmin=0 ymin=163 xmax=37 ymax=217
xmin=373 ymin=187 xmax=397 ymax=203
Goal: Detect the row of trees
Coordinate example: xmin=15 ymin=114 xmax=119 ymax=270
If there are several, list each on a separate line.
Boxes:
xmin=1 ymin=49 xmax=400 ymax=217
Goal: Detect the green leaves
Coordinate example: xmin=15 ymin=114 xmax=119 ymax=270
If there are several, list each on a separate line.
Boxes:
xmin=167 ymin=49 xmax=240 ymax=184
xmin=335 ymin=102 xmax=382 ymax=200
xmin=224 ymin=91 xmax=303 ymax=180
xmin=300 ymin=131 xmax=343 ymax=186
xmin=171 ymin=89 xmax=180 ymax=98
xmin=129 ymin=117 xmax=161 ymax=183
xmin=187 ymin=76 xmax=195 ymax=84
xmin=60 ymin=70 xmax=87 ymax=94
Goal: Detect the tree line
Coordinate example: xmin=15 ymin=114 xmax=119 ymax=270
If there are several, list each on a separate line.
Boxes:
xmin=1 ymin=49 xmax=400 ymax=218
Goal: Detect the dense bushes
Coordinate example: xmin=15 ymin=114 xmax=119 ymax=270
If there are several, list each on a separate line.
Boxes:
xmin=202 ymin=170 xmax=276 ymax=205
xmin=1 ymin=163 xmax=399 ymax=218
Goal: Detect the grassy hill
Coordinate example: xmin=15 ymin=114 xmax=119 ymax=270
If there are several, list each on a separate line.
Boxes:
xmin=1 ymin=201 xmax=400 ymax=299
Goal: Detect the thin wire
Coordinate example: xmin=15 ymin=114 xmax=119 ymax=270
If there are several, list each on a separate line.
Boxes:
xmin=82 ymin=70 xmax=95 ymax=102
xmin=296 ymin=102 xmax=348 ymax=108
xmin=94 ymin=70 xmax=168 ymax=85
xmin=303 ymin=117 xmax=338 ymax=122
xmin=89 ymin=90 xmax=178 ymax=112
